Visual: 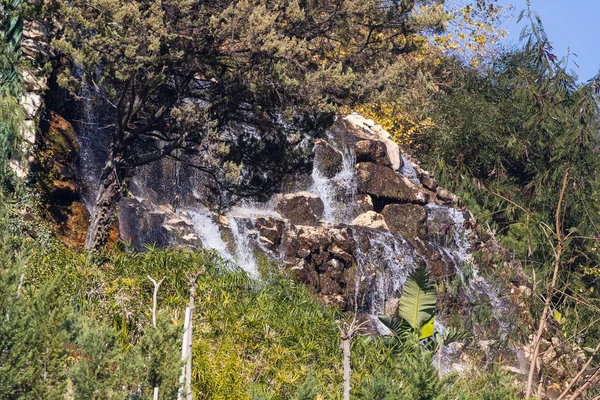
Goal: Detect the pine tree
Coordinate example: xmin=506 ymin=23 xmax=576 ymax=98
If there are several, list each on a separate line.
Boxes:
xmin=48 ymin=0 xmax=447 ymax=249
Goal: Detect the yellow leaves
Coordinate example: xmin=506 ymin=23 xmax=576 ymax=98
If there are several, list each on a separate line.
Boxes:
xmin=431 ymin=1 xmax=510 ymax=68
xmin=553 ymin=309 xmax=563 ymax=324
xmin=350 ymin=103 xmax=435 ymax=147
xmin=420 ymin=317 xmax=435 ymax=339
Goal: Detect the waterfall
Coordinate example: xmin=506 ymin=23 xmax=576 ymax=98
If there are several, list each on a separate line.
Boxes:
xmin=424 ymin=204 xmax=513 ymax=342
xmin=400 ymin=154 xmax=421 ymax=186
xmin=186 ymin=205 xmax=268 ymax=277
xmin=77 ymin=96 xmax=113 ymax=211
xmin=309 ymin=135 xmax=357 ymax=224
xmin=186 ymin=209 xmax=234 ymax=262
xmin=228 ymin=216 xmax=259 ymax=277
xmin=353 ymin=229 xmax=419 ymax=314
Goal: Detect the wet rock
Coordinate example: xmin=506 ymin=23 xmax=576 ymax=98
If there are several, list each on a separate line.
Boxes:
xmin=351 ymin=211 xmax=388 ymax=230
xmin=436 ymin=187 xmax=458 ymax=203
xmin=119 ymin=198 xmax=170 ymax=249
xmin=344 ymin=113 xmax=402 ymax=170
xmin=328 ymin=243 xmax=353 ymax=265
xmin=314 ymin=139 xmax=343 ymax=178
xmin=381 ymin=204 xmax=426 ymax=239
xmin=296 ymin=226 xmax=331 ymax=249
xmin=320 ymin=266 xmax=345 ymax=295
xmin=425 ymin=206 xmax=463 ymax=243
xmin=354 ymin=194 xmax=374 ymax=214
xmin=356 ymin=162 xmax=429 ymax=204
xmin=291 ymin=260 xmax=319 ymax=288
xmin=255 ymin=217 xmax=286 ymax=251
xmin=33 ymin=112 xmax=91 ymax=246
xmin=410 ymin=238 xmax=456 ymax=279
xmin=354 ymin=140 xmax=391 ymax=167
xmin=275 ymin=192 xmax=324 ymax=226
xmin=420 ymin=174 xmax=438 ymax=192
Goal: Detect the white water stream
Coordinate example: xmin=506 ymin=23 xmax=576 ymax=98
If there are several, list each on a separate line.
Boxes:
xmin=309 ymin=134 xmax=357 ymax=224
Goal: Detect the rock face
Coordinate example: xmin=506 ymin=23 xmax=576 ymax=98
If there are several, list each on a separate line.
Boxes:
xmin=354 ymin=140 xmax=392 ymax=167
xmin=351 ymin=211 xmax=389 ymax=230
xmin=314 ymin=139 xmax=343 ymax=178
xmin=126 ymin=115 xmax=519 ymax=324
xmin=12 ymin=15 xmax=51 ymax=179
xmin=32 ymin=112 xmax=89 ymax=246
xmin=356 ymin=162 xmax=429 ymax=205
xmin=96 ymin=114 xmax=518 ymax=319
xmin=42 ymin=108 xmax=532 ymax=382
xmin=381 ymin=204 xmax=426 ymax=238
xmin=275 ymin=192 xmax=324 ymax=226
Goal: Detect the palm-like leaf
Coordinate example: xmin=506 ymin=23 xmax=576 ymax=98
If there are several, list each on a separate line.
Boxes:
xmin=398 ymin=268 xmax=436 ymax=333
xmin=442 ymin=327 xmax=470 ymax=345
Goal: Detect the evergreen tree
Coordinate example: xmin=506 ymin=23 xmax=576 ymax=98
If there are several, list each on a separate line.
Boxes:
xmin=48 ymin=0 xmax=447 ymax=249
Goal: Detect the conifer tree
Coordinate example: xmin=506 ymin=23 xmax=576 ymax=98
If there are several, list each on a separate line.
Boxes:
xmin=48 ymin=0 xmax=447 ymax=249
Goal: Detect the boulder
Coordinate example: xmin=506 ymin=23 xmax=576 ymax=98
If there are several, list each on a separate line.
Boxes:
xmin=344 ymin=113 xmax=402 ymax=170
xmin=410 ymin=238 xmax=456 ymax=279
xmin=351 ymin=211 xmax=388 ymax=230
xmin=355 ymin=162 xmax=429 ymax=204
xmin=354 ymin=140 xmax=391 ymax=167
xmin=381 ymin=204 xmax=426 ymax=238
xmin=275 ymin=192 xmax=324 ymax=226
xmin=421 ymin=174 xmax=438 ymax=192
xmin=255 ymin=217 xmax=286 ymax=251
xmin=314 ymin=139 xmax=343 ymax=178
xmin=436 ymin=187 xmax=458 ymax=203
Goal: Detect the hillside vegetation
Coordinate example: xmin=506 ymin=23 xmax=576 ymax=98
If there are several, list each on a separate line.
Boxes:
xmin=2 ymin=0 xmax=600 ymax=399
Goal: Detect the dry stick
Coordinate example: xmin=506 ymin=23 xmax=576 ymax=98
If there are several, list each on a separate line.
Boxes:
xmin=525 ymin=168 xmax=570 ymax=399
xmin=570 ymin=366 xmax=600 ymax=400
xmin=177 ymin=307 xmax=191 ymax=400
xmin=557 ymin=342 xmax=600 ymax=400
xmin=186 ymin=271 xmax=200 ymax=400
xmin=147 ymin=276 xmax=166 ymax=329
xmin=147 ymin=275 xmax=165 ymax=400
xmin=337 ymin=316 xmax=366 ymax=400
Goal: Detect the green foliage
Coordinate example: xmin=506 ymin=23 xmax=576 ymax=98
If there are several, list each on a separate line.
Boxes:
xmin=294 ymin=370 xmax=318 ymax=400
xmin=443 ymin=367 xmax=521 ymax=400
xmin=0 ymin=0 xmax=24 ymax=192
xmin=0 ymin=211 xmax=69 ymax=399
xmin=418 ymin=7 xmax=600 ymax=349
xmin=398 ymin=268 xmax=437 ymax=334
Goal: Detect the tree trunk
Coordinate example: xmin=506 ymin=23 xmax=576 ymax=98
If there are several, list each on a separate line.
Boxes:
xmin=84 ymin=157 xmax=124 ymax=250
xmin=341 ymin=334 xmax=351 ymax=400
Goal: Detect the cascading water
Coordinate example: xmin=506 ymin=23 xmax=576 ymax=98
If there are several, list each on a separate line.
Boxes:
xmin=400 ymin=154 xmax=421 ymax=186
xmin=425 ymin=203 xmax=513 ymax=343
xmin=228 ymin=216 xmax=259 ymax=277
xmin=353 ymin=229 xmax=419 ymax=314
xmin=77 ymin=95 xmax=114 ymax=211
xmin=186 ymin=209 xmax=234 ymax=262
xmin=186 ymin=205 xmax=270 ymax=276
xmin=309 ymin=135 xmax=357 ymax=224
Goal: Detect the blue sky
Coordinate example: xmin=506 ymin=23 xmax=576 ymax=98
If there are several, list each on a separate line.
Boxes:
xmin=495 ymin=0 xmax=600 ymax=81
